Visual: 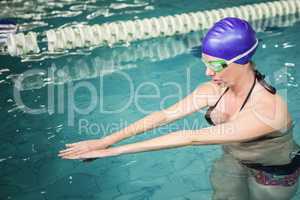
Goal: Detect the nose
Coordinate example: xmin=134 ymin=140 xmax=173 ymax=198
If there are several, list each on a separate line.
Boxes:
xmin=205 ymin=67 xmax=215 ymax=77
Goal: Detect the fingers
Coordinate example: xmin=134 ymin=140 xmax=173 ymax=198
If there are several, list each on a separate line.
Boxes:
xmin=58 ymin=142 xmax=85 ymax=157
xmin=59 ymin=147 xmax=76 ymax=154
xmin=58 ymin=148 xmax=83 ymax=157
xmin=61 ymin=150 xmax=102 ymax=160
xmin=58 ymin=141 xmax=112 ymax=160
xmin=61 ymin=153 xmax=88 ymax=160
xmin=60 ymin=155 xmax=79 ymax=159
xmin=58 ymin=147 xmax=78 ymax=155
xmin=60 ymin=149 xmax=115 ymax=160
xmin=65 ymin=142 xmax=80 ymax=147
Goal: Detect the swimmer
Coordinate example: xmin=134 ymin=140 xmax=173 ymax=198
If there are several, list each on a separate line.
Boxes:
xmin=59 ymin=17 xmax=300 ymax=200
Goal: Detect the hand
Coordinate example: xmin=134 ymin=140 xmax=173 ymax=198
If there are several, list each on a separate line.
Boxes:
xmin=59 ymin=148 xmax=120 ymax=160
xmin=58 ymin=139 xmax=112 ymax=159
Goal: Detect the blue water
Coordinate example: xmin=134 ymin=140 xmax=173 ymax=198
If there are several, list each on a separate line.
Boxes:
xmin=1 ymin=0 xmax=300 ymax=200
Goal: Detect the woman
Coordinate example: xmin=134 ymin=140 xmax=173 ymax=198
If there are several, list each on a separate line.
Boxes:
xmin=59 ymin=17 xmax=300 ymax=200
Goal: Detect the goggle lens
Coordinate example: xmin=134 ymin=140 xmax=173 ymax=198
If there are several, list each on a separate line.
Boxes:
xmin=202 ymin=59 xmax=227 ymax=72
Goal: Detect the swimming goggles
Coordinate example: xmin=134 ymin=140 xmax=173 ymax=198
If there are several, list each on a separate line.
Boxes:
xmin=202 ymin=39 xmax=259 ymax=73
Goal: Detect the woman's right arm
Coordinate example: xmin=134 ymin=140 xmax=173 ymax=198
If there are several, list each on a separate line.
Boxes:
xmin=58 ymin=82 xmax=218 ymax=157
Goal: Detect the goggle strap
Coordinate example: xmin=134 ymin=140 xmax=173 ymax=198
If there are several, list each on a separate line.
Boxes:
xmin=227 ymin=39 xmax=259 ymax=64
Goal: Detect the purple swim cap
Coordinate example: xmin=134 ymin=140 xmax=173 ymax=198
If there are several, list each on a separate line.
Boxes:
xmin=202 ymin=17 xmax=258 ymax=64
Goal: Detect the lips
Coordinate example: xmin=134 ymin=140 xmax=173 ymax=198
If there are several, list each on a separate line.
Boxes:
xmin=212 ymin=79 xmax=222 ymax=84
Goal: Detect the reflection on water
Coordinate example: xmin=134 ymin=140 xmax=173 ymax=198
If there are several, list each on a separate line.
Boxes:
xmin=0 ymin=0 xmax=155 ymax=32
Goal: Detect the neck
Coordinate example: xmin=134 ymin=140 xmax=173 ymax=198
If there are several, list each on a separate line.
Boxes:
xmin=230 ymin=64 xmax=255 ymax=96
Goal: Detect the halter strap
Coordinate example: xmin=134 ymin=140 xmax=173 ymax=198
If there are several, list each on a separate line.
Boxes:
xmin=239 ymin=72 xmax=257 ymax=111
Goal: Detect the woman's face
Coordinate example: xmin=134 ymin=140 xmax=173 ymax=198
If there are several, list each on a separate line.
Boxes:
xmin=202 ymin=53 xmax=240 ymax=87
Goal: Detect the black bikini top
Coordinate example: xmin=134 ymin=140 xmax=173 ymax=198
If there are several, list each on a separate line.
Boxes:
xmin=205 ymin=70 xmax=276 ymax=126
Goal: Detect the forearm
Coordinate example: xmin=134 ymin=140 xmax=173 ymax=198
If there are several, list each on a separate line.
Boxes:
xmin=102 ymin=111 xmax=168 ymax=145
xmin=112 ymin=131 xmax=194 ymax=155
xmin=111 ymin=127 xmax=230 ymax=156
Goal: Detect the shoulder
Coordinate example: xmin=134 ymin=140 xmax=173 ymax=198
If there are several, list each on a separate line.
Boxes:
xmin=195 ymin=81 xmax=226 ymax=106
xmin=243 ymin=84 xmax=292 ymax=131
xmin=195 ymin=81 xmax=222 ymax=94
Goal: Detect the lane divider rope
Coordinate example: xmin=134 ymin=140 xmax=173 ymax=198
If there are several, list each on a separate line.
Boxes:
xmin=5 ymin=0 xmax=300 ymax=56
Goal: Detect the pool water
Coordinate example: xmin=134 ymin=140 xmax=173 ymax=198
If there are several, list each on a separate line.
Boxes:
xmin=1 ymin=0 xmax=300 ymax=200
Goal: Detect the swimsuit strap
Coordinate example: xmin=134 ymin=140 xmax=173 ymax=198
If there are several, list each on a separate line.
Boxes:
xmin=205 ymin=77 xmax=254 ymax=125
xmin=239 ymin=69 xmax=277 ymax=111
xmin=239 ymin=72 xmax=257 ymax=111
xmin=254 ymin=69 xmax=276 ymax=94
xmin=205 ymin=87 xmax=229 ymax=125
xmin=212 ymin=87 xmax=230 ymax=108
xmin=211 ymin=71 xmax=256 ymax=112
